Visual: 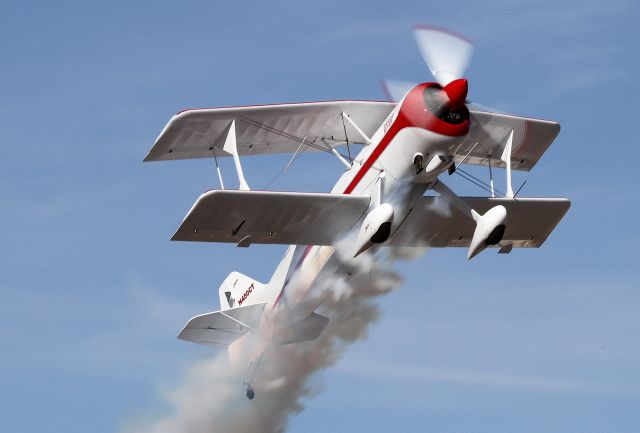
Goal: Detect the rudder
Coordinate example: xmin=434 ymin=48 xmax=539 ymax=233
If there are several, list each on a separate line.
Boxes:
xmin=218 ymin=271 xmax=267 ymax=310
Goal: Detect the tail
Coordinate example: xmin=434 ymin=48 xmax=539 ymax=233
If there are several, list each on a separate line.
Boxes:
xmin=178 ymin=271 xmax=267 ymax=347
xmin=177 ymin=267 xmax=329 ymax=400
xmin=178 ymin=267 xmax=329 ymax=345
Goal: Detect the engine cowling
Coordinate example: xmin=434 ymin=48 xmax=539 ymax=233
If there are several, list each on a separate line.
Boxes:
xmin=353 ymin=203 xmax=395 ymax=257
xmin=468 ymin=205 xmax=507 ymax=260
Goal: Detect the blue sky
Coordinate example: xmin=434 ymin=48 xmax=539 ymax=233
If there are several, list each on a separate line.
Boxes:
xmin=1 ymin=0 xmax=639 ymax=432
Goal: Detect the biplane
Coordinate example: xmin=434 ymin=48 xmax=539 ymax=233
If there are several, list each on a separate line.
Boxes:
xmin=144 ymin=26 xmax=570 ymax=399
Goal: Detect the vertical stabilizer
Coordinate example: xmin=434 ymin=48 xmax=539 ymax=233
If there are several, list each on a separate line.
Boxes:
xmin=218 ymin=271 xmax=267 ymax=310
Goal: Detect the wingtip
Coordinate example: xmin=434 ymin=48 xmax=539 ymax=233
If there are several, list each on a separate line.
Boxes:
xmin=142 ymin=147 xmax=159 ymax=162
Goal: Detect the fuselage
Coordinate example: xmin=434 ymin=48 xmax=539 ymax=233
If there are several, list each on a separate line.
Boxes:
xmin=255 ymin=82 xmax=472 ymax=332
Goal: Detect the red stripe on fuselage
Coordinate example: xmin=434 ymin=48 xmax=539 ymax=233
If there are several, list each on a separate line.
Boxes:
xmin=272 ymin=83 xmax=470 ymax=309
xmin=344 ymin=82 xmax=468 ymax=194
xmin=271 ymin=112 xmax=406 ymax=310
xmin=343 ymin=114 xmax=405 ymax=194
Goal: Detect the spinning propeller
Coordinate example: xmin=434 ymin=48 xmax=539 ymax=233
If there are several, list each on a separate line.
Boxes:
xmin=383 ymin=26 xmax=473 ymax=103
xmin=414 ymin=26 xmax=473 ymax=87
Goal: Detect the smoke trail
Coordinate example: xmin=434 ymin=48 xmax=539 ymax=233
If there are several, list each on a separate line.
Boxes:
xmin=124 ymin=242 xmax=424 ymax=433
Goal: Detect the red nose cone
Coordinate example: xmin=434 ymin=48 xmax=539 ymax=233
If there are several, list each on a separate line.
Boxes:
xmin=443 ymin=78 xmax=468 ymax=109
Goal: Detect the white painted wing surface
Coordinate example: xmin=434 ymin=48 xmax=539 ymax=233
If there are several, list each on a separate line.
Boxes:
xmin=144 ymin=100 xmax=396 ymax=161
xmin=172 ymin=190 xmax=371 ymax=246
xmin=457 ymin=109 xmax=561 ymax=171
xmin=178 ymin=302 xmax=267 ymax=347
xmin=390 ymin=197 xmax=570 ymax=248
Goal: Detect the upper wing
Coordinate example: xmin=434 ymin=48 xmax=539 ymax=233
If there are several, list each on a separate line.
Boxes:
xmin=172 ymin=190 xmax=371 ymax=246
xmin=144 ymin=100 xmax=396 ymax=162
xmin=455 ymin=107 xmax=561 ymax=171
xmin=390 ymin=196 xmax=570 ymax=248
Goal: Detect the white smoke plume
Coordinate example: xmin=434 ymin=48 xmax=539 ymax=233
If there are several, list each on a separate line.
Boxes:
xmin=124 ymin=241 xmax=426 ymax=433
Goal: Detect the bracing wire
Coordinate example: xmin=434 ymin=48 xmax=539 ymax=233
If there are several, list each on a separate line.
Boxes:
xmin=262 ymin=136 xmax=309 ymax=189
xmin=455 ymin=170 xmax=496 ymax=195
xmin=455 ymin=166 xmax=506 ymax=197
xmin=239 ymin=116 xmax=355 ymax=161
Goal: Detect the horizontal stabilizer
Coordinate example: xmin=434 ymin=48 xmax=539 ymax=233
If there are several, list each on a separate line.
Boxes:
xmin=178 ymin=302 xmax=266 ymax=347
xmin=390 ymin=197 xmax=570 ymax=248
xmin=172 ymin=190 xmax=370 ymax=246
xmin=279 ymin=312 xmax=330 ymax=345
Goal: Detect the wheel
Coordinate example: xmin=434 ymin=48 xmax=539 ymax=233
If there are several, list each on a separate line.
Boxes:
xmin=246 ymin=386 xmax=255 ymax=400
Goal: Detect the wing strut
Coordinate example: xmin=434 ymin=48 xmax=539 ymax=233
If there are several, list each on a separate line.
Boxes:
xmin=374 ymin=172 xmax=386 ymax=207
xmin=223 ymin=120 xmax=250 ymax=191
xmin=500 ymin=130 xmax=515 ymax=199
xmin=327 ymin=144 xmax=352 ymax=169
xmin=488 ymin=156 xmax=495 ymax=197
xmin=213 ymin=149 xmax=225 ymax=190
xmin=342 ymin=112 xmax=372 ymax=145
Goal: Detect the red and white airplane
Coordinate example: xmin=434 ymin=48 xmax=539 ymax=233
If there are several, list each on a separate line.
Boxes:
xmin=145 ymin=27 xmax=570 ymax=399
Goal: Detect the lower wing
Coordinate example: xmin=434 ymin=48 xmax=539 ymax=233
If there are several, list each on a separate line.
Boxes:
xmin=172 ymin=189 xmax=370 ymax=246
xmin=389 ymin=196 xmax=570 ymax=248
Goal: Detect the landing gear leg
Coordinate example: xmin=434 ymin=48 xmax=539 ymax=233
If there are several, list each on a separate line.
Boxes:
xmin=413 ymin=153 xmax=425 ymax=174
xmin=243 ymin=356 xmax=262 ymax=400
